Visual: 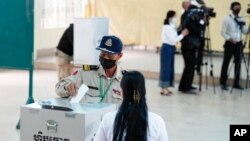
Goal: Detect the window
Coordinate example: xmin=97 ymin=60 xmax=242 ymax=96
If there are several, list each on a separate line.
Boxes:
xmin=40 ymin=0 xmax=86 ymax=29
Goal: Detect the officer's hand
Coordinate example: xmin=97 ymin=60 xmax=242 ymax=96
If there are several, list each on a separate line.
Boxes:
xmin=182 ymin=28 xmax=189 ymax=36
xmin=65 ymin=83 xmax=77 ymax=97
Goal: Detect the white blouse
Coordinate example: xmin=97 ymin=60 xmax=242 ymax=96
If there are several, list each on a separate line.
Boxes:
xmin=161 ymin=23 xmax=184 ymax=46
xmin=94 ymin=111 xmax=169 ymax=141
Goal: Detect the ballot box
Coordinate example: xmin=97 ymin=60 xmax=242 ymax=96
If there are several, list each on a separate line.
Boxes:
xmin=20 ymin=98 xmax=117 ymax=141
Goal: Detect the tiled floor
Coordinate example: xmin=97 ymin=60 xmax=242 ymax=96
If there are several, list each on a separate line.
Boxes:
xmin=0 ymin=48 xmax=250 ymax=141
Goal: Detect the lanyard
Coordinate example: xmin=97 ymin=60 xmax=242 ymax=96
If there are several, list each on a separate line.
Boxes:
xmin=99 ymin=76 xmax=114 ymax=102
xmin=229 ymin=15 xmax=241 ymax=30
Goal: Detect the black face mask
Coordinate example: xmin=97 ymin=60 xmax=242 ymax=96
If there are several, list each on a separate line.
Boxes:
xmin=99 ymin=57 xmax=116 ymax=69
xmin=233 ymin=9 xmax=240 ymax=15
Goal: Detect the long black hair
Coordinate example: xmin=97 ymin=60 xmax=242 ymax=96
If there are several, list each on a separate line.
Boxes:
xmin=164 ymin=10 xmax=176 ymax=25
xmin=113 ymin=71 xmax=148 ymax=141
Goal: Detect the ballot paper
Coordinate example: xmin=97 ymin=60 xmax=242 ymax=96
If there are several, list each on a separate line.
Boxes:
xmin=70 ymin=84 xmax=89 ymax=103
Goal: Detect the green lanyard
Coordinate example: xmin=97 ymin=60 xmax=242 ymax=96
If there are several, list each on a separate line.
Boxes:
xmin=99 ymin=76 xmax=114 ymax=102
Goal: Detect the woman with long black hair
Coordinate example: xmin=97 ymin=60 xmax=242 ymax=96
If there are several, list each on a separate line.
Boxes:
xmin=94 ymin=71 xmax=168 ymax=141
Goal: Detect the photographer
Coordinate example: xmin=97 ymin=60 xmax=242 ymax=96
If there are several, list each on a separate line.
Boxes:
xmin=220 ymin=2 xmax=249 ymax=90
xmin=178 ymin=0 xmax=206 ymax=93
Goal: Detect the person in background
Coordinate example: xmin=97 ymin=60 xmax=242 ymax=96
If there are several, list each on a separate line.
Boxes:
xmin=178 ymin=0 xmax=204 ymax=94
xmin=159 ymin=10 xmax=189 ymax=96
xmin=94 ymin=71 xmax=169 ymax=141
xmin=55 ymin=35 xmax=125 ymax=104
xmin=220 ymin=1 xmax=249 ymax=90
xmin=181 ymin=0 xmax=191 ymax=24
xmin=55 ymin=24 xmax=74 ymax=80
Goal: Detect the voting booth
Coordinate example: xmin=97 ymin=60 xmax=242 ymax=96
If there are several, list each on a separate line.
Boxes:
xmin=20 ymin=98 xmax=116 ymax=141
xmin=74 ymin=17 xmax=109 ymax=65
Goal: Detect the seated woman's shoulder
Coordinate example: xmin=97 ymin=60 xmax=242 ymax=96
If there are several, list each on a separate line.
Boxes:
xmin=148 ymin=112 xmax=165 ymax=123
xmin=103 ymin=111 xmax=117 ymax=120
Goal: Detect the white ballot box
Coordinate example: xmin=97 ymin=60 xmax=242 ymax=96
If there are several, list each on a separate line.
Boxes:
xmin=20 ymin=98 xmax=116 ymax=141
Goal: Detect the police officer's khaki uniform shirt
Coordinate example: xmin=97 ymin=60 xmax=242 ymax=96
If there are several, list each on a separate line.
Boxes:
xmin=55 ymin=65 xmax=123 ymax=104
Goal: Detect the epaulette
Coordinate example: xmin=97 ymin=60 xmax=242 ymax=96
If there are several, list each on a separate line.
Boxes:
xmin=121 ymin=70 xmax=127 ymax=75
xmin=82 ymin=65 xmax=99 ymax=71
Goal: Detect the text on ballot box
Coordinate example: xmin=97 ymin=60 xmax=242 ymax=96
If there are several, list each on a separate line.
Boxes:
xmin=20 ymin=98 xmax=116 ymax=141
xmin=230 ymin=125 xmax=250 ymax=141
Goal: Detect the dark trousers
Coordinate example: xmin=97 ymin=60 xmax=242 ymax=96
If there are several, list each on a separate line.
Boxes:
xmin=220 ymin=41 xmax=243 ymax=86
xmin=179 ymin=44 xmax=197 ymax=90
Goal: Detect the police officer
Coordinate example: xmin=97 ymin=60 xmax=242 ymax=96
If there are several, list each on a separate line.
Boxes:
xmin=55 ymin=35 xmax=124 ymax=103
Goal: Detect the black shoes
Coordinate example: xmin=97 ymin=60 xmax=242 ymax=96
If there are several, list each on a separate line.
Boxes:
xmin=181 ymin=89 xmax=197 ymax=94
xmin=221 ymin=84 xmax=229 ymax=91
xmin=178 ymin=86 xmax=197 ymax=94
xmin=233 ymin=85 xmax=244 ymax=90
xmin=221 ymin=84 xmax=243 ymax=90
xmin=190 ymin=86 xmax=197 ymax=90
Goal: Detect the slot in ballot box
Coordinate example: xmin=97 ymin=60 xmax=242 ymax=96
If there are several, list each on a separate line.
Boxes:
xmin=20 ymin=98 xmax=117 ymax=141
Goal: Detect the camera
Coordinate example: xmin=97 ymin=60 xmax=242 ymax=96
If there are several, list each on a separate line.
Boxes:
xmin=237 ymin=21 xmax=246 ymax=27
xmin=189 ymin=0 xmax=216 ymax=20
xmin=235 ymin=20 xmax=246 ymax=30
xmin=189 ymin=6 xmax=216 ymax=21
xmin=204 ymin=7 xmax=216 ymax=18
